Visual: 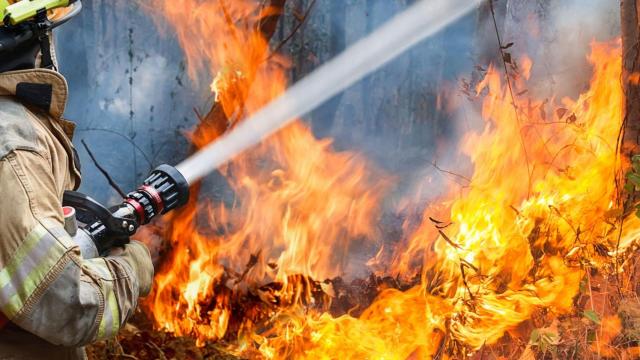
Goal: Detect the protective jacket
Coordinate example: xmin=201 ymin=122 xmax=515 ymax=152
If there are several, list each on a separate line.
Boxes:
xmin=0 ymin=68 xmax=154 ymax=359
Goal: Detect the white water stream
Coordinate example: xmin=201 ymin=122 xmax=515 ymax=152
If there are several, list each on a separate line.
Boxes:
xmin=176 ymin=0 xmax=481 ymax=184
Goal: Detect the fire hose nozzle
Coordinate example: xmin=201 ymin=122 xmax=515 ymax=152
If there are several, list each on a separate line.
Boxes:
xmin=63 ymin=164 xmax=190 ymax=255
xmin=125 ymin=164 xmax=190 ymax=226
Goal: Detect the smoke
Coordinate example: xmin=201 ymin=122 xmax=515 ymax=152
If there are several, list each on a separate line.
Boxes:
xmin=97 ymin=55 xmax=171 ymax=117
xmin=176 ymin=0 xmax=482 ymax=183
xmin=282 ymin=0 xmax=483 ymax=216
xmin=501 ymin=0 xmax=619 ymax=99
xmin=55 ymin=0 xmax=201 ymax=204
xmin=397 ymin=0 xmax=621 ymax=204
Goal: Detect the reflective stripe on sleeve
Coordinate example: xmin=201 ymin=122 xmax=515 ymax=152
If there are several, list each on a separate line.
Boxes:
xmin=87 ymin=258 xmax=121 ymax=340
xmin=0 ymin=224 xmax=68 ymax=319
xmin=97 ymin=288 xmax=120 ymax=339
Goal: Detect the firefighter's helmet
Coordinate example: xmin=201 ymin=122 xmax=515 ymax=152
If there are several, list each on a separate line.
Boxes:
xmin=0 ymin=0 xmax=82 ymax=72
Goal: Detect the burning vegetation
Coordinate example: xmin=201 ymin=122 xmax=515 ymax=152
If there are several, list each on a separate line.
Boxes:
xmin=88 ymin=1 xmax=640 ymax=359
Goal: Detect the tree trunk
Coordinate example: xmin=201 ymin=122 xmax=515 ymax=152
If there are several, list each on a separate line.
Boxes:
xmin=192 ymin=0 xmax=288 ymax=143
xmin=622 ymin=0 xmax=640 ymax=156
xmin=621 ymin=0 xmax=640 ymax=210
xmin=161 ymin=0 xmax=289 ymax=259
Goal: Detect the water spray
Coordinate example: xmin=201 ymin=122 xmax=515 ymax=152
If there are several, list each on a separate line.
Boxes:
xmin=65 ymin=0 xmax=480 ymax=254
xmin=177 ymin=0 xmax=480 ymax=184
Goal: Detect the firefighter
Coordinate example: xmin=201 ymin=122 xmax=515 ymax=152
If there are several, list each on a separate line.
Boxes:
xmin=0 ymin=2 xmax=155 ymax=359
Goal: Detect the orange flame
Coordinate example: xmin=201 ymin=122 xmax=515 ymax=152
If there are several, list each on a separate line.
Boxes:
xmin=245 ymin=40 xmax=626 ymax=358
xmin=144 ymin=0 xmax=387 ymax=347
xmin=145 ymin=1 xmax=635 ymax=357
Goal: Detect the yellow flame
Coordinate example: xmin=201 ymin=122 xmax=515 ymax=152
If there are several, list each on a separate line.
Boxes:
xmin=254 ymin=40 xmax=626 ymax=358
xmin=145 ymin=1 xmax=634 ymax=357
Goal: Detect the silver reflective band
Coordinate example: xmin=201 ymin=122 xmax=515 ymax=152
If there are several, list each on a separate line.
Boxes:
xmin=0 ymin=224 xmax=66 ymax=319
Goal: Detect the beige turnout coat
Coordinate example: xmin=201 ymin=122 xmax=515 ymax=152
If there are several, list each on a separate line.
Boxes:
xmin=0 ymin=69 xmax=153 ymax=359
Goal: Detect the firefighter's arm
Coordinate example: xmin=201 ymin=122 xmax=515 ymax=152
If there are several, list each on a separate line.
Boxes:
xmin=0 ymin=150 xmax=154 ymax=347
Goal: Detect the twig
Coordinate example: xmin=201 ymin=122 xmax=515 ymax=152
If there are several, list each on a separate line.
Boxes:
xmin=478 ymin=342 xmax=486 ymax=359
xmin=145 ymin=340 xmax=167 ymax=360
xmin=267 ymin=0 xmax=317 ymax=59
xmin=111 ymin=339 xmax=139 ymax=360
xmin=488 ymin=0 xmax=533 ymax=198
xmin=614 ymin=216 xmax=625 ymax=294
xmin=81 ymin=140 xmax=127 ymax=198
xmin=430 ymin=161 xmax=471 ymax=183
xmin=193 ymin=107 xmax=204 ymax=123
xmin=76 ymin=127 xmax=153 ymax=167
xmin=460 ymin=262 xmax=475 ymax=300
xmin=549 ymin=205 xmax=579 ymax=237
xmin=585 ymin=269 xmax=601 ymax=358
xmin=439 ymin=229 xmax=462 ymax=249
xmin=460 ymin=258 xmax=479 ymax=273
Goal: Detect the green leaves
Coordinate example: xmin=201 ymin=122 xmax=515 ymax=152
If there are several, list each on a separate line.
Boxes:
xmin=625 ymin=155 xmax=640 ymax=218
xmin=530 ymin=328 xmax=559 ymax=355
xmin=633 ymin=155 xmax=640 ymax=174
xmin=583 ymin=309 xmax=602 ymax=324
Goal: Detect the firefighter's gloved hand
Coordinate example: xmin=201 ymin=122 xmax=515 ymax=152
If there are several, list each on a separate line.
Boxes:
xmin=109 ymin=241 xmax=154 ymax=297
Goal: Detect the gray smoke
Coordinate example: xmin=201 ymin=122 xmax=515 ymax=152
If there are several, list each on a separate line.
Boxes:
xmin=176 ymin=0 xmax=482 ymax=184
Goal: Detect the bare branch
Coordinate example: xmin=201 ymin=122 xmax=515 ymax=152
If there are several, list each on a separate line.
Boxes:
xmin=81 ymin=139 xmax=127 ymax=198
xmin=268 ymin=0 xmax=317 ymax=60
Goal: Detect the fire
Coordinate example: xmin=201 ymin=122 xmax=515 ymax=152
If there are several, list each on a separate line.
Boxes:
xmin=433 ymin=40 xmax=624 ymax=345
xmin=247 ymin=41 xmax=626 ymax=358
xmin=144 ymin=0 xmax=386 ymax=347
xmin=144 ymin=1 xmax=636 ymax=358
